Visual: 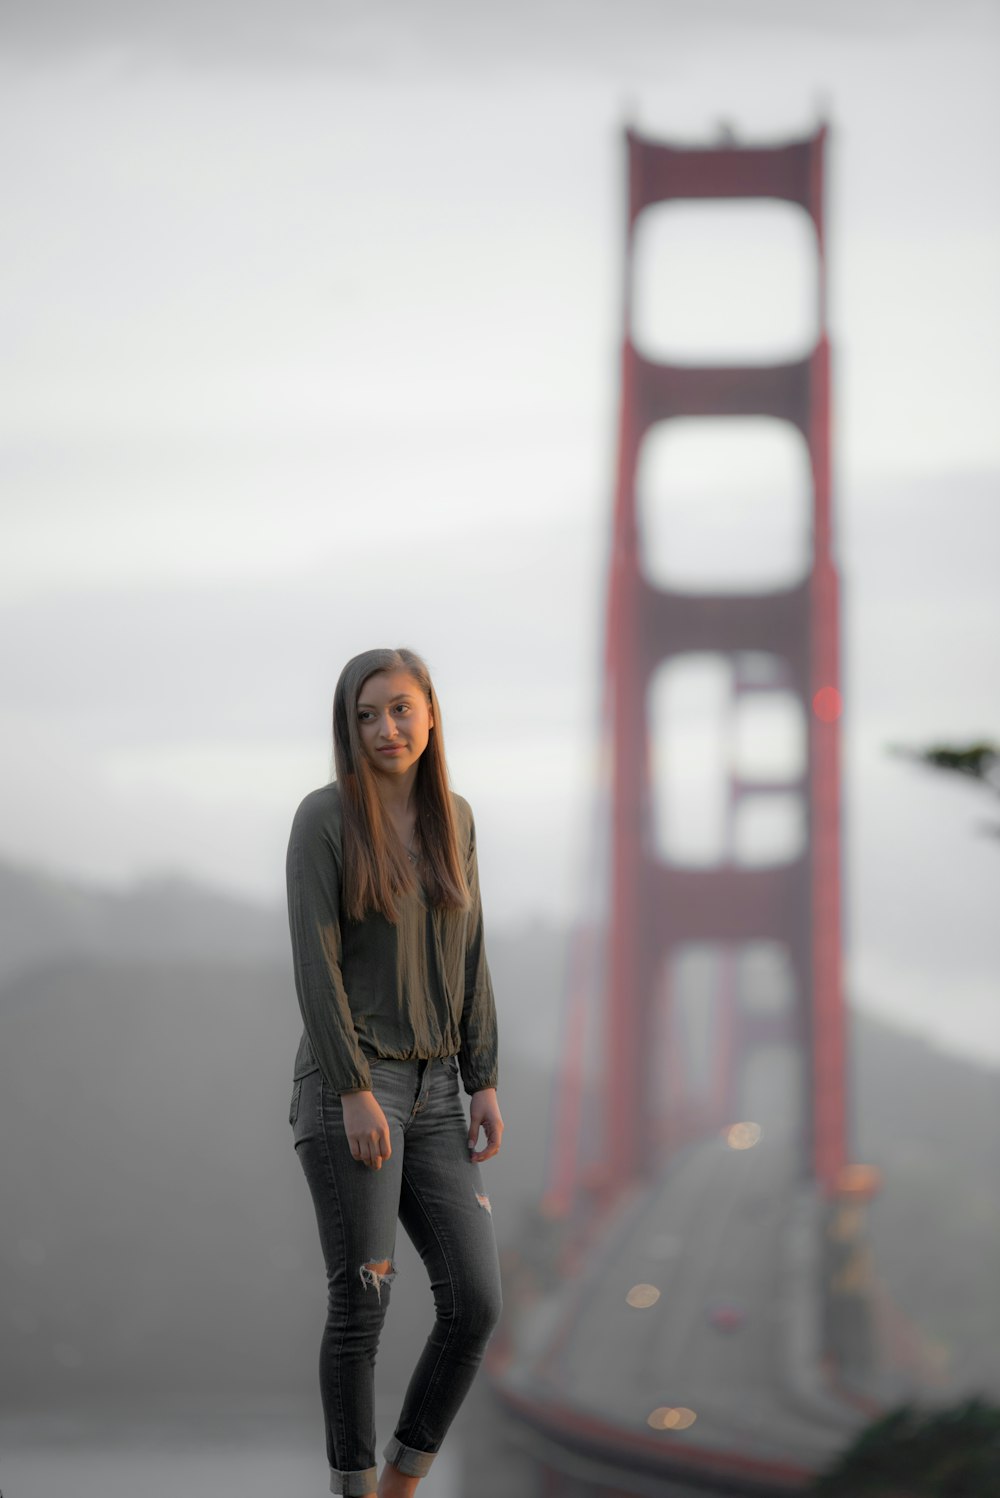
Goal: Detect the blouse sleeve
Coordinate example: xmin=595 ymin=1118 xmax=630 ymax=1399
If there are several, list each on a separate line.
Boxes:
xmin=285 ymin=791 xmax=373 ymax=1095
xmin=458 ymin=807 xmax=499 ymax=1095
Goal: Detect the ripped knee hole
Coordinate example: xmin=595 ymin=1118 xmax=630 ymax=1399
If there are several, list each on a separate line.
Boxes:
xmin=359 ymin=1258 xmax=397 ymax=1301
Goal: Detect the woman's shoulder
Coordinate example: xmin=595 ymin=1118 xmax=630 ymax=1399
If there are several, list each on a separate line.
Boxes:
xmin=449 ymin=790 xmax=476 ymax=841
xmin=291 ymin=780 xmax=344 ymax=838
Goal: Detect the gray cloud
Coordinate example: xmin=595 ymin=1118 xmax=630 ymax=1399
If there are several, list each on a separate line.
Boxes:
xmin=4 ymin=0 xmax=992 ymax=71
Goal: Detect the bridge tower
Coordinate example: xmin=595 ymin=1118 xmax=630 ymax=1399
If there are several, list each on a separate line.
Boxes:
xmin=593 ymin=121 xmax=847 ymax=1201
xmin=490 ymin=127 xmax=892 ymax=1496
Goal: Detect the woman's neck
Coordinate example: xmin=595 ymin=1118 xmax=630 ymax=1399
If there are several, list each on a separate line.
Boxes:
xmin=375 ymin=769 xmax=417 ymax=817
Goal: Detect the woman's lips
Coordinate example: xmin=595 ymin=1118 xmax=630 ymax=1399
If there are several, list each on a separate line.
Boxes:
xmin=378 ymin=745 xmax=405 ymax=754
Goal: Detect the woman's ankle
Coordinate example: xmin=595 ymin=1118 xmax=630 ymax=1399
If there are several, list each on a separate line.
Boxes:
xmin=377 ymin=1458 xmax=420 ymax=1497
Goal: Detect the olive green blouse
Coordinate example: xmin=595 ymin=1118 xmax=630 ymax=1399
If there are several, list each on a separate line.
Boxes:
xmin=285 ymin=781 xmax=499 ymax=1097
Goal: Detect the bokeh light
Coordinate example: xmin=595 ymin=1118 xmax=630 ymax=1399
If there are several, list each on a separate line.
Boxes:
xmin=812 ymin=685 xmax=842 ymax=721
xmin=725 ymin=1121 xmax=763 ymax=1150
xmin=626 ymin=1283 xmax=661 ymax=1308
xmin=648 ymin=1406 xmax=698 ymax=1431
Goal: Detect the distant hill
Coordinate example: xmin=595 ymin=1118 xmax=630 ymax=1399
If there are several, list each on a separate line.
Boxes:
xmin=850 ymin=1008 xmax=1000 ymax=1395
xmin=0 ymin=857 xmax=288 ymax=985
xmin=1 ymin=859 xmax=997 ymax=1403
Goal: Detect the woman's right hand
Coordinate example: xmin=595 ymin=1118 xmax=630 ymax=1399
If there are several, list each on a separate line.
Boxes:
xmin=340 ymin=1089 xmax=392 ymax=1169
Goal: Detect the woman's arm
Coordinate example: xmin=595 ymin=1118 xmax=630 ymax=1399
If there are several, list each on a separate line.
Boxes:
xmin=458 ymin=805 xmax=499 ymax=1097
xmin=459 ymin=802 xmax=503 ymax=1164
xmin=286 ymin=790 xmax=373 ymax=1095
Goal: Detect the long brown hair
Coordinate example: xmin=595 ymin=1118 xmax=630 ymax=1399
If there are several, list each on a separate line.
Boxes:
xmin=332 ymin=647 xmax=471 ymax=923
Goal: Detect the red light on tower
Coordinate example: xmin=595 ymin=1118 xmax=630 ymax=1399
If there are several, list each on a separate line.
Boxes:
xmin=813 ymin=686 xmax=842 ymax=722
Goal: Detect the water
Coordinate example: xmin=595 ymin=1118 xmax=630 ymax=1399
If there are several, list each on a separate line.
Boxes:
xmin=0 ymin=1393 xmax=461 ymax=1498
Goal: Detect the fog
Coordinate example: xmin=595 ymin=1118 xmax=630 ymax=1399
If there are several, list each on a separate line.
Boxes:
xmin=2 ymin=0 xmax=998 ymax=1492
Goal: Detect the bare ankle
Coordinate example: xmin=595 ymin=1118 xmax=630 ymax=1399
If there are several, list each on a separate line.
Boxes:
xmin=377 ymin=1458 xmax=420 ymax=1497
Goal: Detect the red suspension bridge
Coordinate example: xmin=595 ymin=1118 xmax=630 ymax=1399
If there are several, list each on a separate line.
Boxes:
xmin=480 ymin=120 xmax=917 ymax=1498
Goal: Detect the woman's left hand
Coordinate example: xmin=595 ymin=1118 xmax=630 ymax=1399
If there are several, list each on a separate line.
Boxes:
xmin=467 ymin=1088 xmax=503 ymax=1163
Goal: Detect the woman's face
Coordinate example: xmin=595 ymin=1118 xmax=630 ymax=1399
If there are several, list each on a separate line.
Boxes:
xmin=356 ymin=669 xmax=434 ymax=781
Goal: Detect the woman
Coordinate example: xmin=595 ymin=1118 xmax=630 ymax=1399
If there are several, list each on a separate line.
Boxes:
xmin=286 ymin=646 xmax=504 ymax=1498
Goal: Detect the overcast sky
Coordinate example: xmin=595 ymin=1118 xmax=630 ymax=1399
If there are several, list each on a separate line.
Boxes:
xmin=2 ymin=0 xmax=998 ymax=1064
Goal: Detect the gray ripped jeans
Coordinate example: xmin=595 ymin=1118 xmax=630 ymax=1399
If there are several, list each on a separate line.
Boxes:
xmin=289 ymin=1054 xmax=503 ymax=1496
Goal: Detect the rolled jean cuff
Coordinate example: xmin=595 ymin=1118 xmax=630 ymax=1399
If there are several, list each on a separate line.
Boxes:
xmin=382 ymin=1434 xmax=437 ymax=1477
xmin=329 ymin=1464 xmax=378 ymax=1495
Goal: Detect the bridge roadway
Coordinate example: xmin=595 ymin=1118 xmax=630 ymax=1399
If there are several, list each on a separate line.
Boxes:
xmin=492 ymin=1128 xmax=867 ymax=1495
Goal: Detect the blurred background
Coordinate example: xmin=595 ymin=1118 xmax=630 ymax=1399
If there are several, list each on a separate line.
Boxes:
xmin=1 ymin=2 xmax=998 ymax=1495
